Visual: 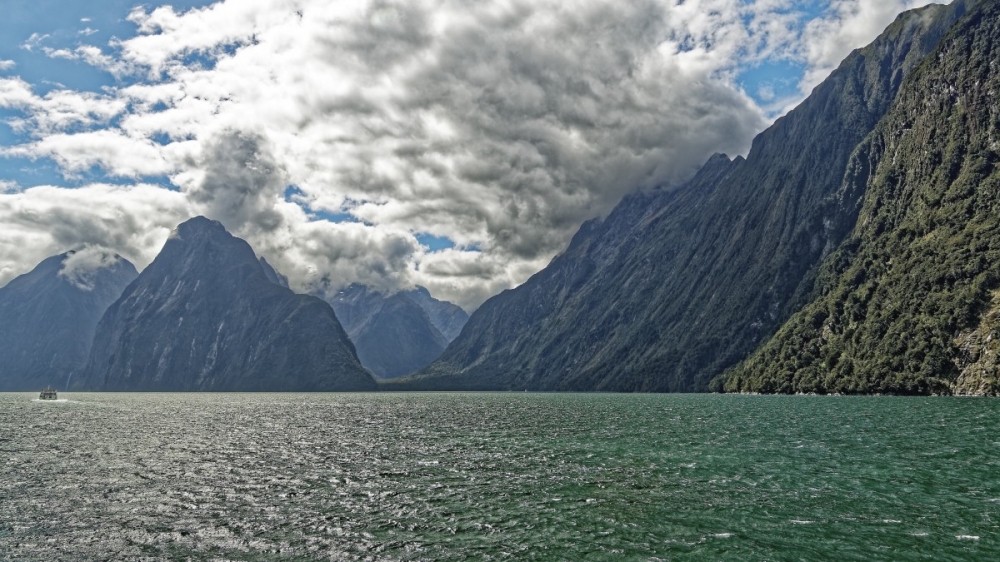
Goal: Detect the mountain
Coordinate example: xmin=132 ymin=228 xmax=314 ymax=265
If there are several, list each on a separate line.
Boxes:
xmin=259 ymin=256 xmax=289 ymax=288
xmin=0 ymin=249 xmax=137 ymax=391
xmin=75 ymin=217 xmax=376 ymax=391
xmin=404 ymin=286 xmax=469 ymax=342
xmin=403 ymin=0 xmax=974 ymax=392
xmin=328 ymin=284 xmax=468 ymax=379
xmin=723 ymin=0 xmax=1000 ymax=395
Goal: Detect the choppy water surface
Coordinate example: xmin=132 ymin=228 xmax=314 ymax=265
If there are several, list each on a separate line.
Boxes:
xmin=2 ymin=393 xmax=999 ymax=560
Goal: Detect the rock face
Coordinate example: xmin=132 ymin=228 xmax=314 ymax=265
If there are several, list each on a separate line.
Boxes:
xmin=407 ymin=0 xmax=973 ymax=392
xmin=259 ymin=257 xmax=289 ymax=289
xmin=0 ymin=250 xmax=137 ymax=391
xmin=724 ymin=0 xmax=1000 ymax=395
xmin=76 ymin=217 xmax=375 ymax=391
xmin=328 ymin=285 xmax=468 ymax=379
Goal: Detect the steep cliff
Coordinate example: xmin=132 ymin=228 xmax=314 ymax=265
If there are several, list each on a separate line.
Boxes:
xmin=724 ymin=0 xmax=1000 ymax=395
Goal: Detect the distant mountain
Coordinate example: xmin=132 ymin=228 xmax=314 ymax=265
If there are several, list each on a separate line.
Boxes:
xmin=75 ymin=217 xmax=375 ymax=391
xmin=403 ymin=0 xmax=973 ymax=392
xmin=404 ymin=286 xmax=469 ymax=342
xmin=723 ymin=0 xmax=1000 ymax=395
xmin=0 ymin=249 xmax=137 ymax=391
xmin=328 ymin=285 xmax=468 ymax=379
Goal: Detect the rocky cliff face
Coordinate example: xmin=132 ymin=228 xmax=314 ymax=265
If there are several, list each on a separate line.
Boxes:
xmin=0 ymin=250 xmax=137 ymax=391
xmin=724 ymin=0 xmax=1000 ymax=395
xmin=328 ymin=285 xmax=467 ymax=379
xmin=406 ymin=1 xmax=973 ymax=392
xmin=76 ymin=217 xmax=375 ymax=391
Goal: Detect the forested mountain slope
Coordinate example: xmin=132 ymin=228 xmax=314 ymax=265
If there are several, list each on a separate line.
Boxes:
xmin=724 ymin=0 xmax=1000 ymax=395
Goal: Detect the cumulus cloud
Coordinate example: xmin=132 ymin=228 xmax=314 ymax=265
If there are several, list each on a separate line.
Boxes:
xmin=0 ymin=0 xmax=940 ymax=310
xmin=798 ymin=0 xmax=942 ymax=95
xmin=0 ymin=60 xmax=14 ymax=71
xmin=0 ymin=184 xmax=192 ymax=286
xmin=58 ymin=245 xmax=123 ymax=291
xmin=0 ymin=77 xmax=128 ymax=136
xmin=186 ymin=130 xmax=287 ymax=232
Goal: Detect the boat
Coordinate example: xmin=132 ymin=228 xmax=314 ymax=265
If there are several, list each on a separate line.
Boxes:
xmin=39 ymin=387 xmax=58 ymax=400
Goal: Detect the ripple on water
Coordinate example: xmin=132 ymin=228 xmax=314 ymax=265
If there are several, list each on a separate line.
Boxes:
xmin=1 ymin=392 xmax=999 ymax=560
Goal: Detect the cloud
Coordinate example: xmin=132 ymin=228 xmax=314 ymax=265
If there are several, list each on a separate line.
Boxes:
xmin=0 ymin=0 xmax=939 ymax=310
xmin=58 ymin=245 xmax=124 ymax=291
xmin=186 ymin=129 xmax=287 ymax=232
xmin=20 ymin=33 xmax=50 ymax=52
xmin=3 ymin=130 xmax=179 ymax=178
xmin=0 ymin=184 xmax=192 ymax=286
xmin=798 ymin=1 xmax=941 ymax=95
xmin=0 ymin=77 xmax=128 ymax=135
xmin=0 ymin=60 xmax=14 ymax=71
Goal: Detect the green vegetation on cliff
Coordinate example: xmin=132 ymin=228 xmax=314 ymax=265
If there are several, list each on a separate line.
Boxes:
xmin=723 ymin=0 xmax=1000 ymax=395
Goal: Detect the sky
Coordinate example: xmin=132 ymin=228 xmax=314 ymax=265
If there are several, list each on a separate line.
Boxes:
xmin=0 ymin=0 xmax=942 ymax=311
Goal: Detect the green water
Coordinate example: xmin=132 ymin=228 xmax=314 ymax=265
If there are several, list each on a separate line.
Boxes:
xmin=1 ymin=393 xmax=998 ymax=560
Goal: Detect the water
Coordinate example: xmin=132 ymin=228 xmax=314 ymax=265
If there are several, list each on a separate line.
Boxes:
xmin=2 ymin=393 xmax=998 ymax=561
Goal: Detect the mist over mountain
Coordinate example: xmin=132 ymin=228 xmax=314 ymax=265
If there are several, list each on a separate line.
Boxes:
xmin=75 ymin=217 xmax=375 ymax=392
xmin=402 ymin=0 xmax=976 ymax=392
xmin=328 ymin=285 xmax=468 ymax=379
xmin=0 ymin=249 xmax=137 ymax=391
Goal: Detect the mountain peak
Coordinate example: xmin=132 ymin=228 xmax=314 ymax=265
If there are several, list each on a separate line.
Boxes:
xmin=78 ymin=218 xmax=375 ymax=392
xmin=172 ymin=216 xmax=229 ymax=239
xmin=0 ymin=251 xmax=138 ymax=390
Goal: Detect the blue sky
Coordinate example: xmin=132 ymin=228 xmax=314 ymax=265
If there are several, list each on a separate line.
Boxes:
xmin=0 ymin=0 xmax=939 ymax=308
xmin=0 ymin=1 xmax=216 ymax=189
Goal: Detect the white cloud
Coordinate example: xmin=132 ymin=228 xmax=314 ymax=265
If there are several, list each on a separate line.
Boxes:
xmin=58 ymin=245 xmax=123 ymax=291
xmin=0 ymin=0 xmax=940 ymax=309
xmin=0 ymin=80 xmax=128 ymax=137
xmin=2 ymin=130 xmax=182 ymax=178
xmin=0 ymin=60 xmax=14 ymax=71
xmin=0 ymin=183 xmax=192 ymax=286
xmin=798 ymin=1 xmax=942 ymax=95
xmin=20 ymin=32 xmax=50 ymax=52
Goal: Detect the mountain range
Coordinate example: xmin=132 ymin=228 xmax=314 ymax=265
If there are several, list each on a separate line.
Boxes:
xmin=73 ymin=217 xmax=376 ymax=392
xmin=3 ymin=0 xmax=997 ymax=396
xmin=327 ymin=284 xmax=468 ymax=379
xmin=401 ymin=0 xmax=996 ymax=395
